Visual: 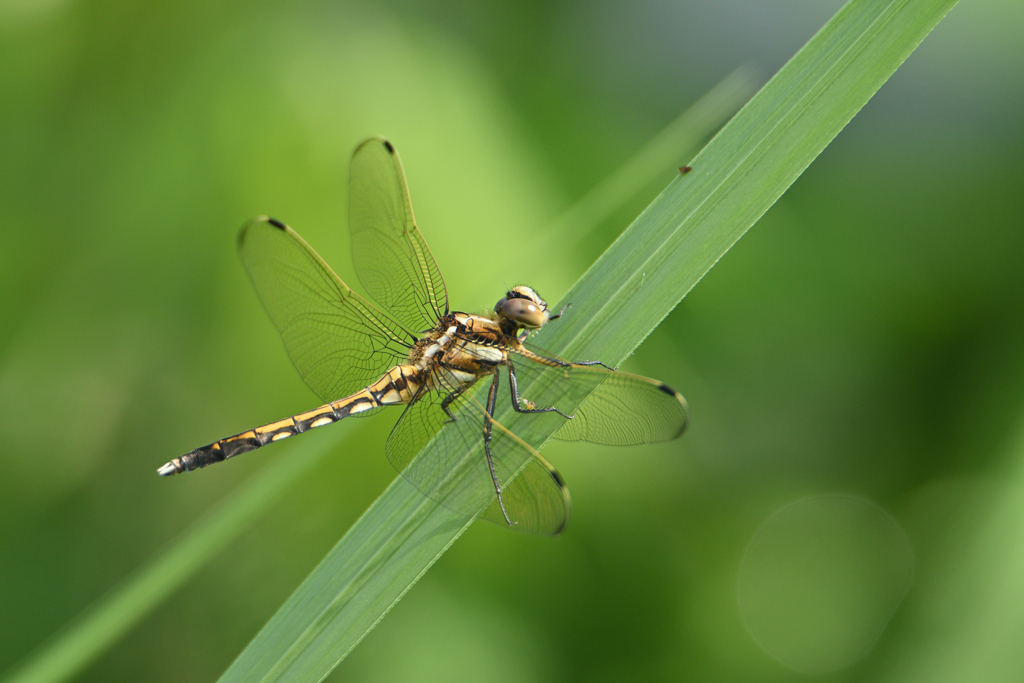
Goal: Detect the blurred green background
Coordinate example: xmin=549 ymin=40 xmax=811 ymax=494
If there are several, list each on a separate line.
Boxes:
xmin=2 ymin=0 xmax=1024 ymax=681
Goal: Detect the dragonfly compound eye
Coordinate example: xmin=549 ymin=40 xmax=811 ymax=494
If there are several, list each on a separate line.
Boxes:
xmin=499 ymin=296 xmax=548 ymax=328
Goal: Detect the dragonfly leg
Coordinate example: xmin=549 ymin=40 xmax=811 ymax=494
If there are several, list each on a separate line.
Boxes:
xmin=570 ymin=359 xmax=615 ymax=370
xmin=507 ymin=358 xmax=572 ymax=419
xmin=547 ymin=302 xmax=571 ymax=321
xmin=517 ymin=346 xmax=615 ymax=372
xmin=483 ymin=371 xmax=514 ymax=527
xmin=440 ymin=384 xmax=467 ymax=423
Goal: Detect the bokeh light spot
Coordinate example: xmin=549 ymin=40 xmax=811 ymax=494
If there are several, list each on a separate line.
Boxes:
xmin=737 ymin=494 xmax=915 ymax=674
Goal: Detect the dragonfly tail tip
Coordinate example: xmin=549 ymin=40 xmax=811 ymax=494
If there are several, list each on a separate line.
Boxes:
xmin=156 ymin=462 xmax=179 ymax=476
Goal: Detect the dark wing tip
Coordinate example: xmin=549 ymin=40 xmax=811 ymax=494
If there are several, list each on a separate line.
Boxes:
xmin=549 ymin=465 xmax=567 ymax=489
xmin=239 ymin=216 xmax=280 ymax=247
xmin=657 ymin=382 xmax=679 ymax=397
xmin=546 ymin=460 xmax=572 ymax=535
xmin=383 ymin=139 xmax=395 ymax=153
xmin=656 ymin=382 xmax=690 ymax=438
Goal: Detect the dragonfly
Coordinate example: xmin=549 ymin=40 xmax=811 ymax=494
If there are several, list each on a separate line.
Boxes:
xmin=158 ymin=137 xmax=688 ymax=534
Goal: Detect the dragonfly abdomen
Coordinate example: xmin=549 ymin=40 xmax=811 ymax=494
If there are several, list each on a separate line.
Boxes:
xmin=158 ymin=365 xmax=422 ymax=476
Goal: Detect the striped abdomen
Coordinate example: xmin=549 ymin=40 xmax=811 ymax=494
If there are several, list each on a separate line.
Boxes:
xmin=157 ymin=365 xmax=421 ymax=475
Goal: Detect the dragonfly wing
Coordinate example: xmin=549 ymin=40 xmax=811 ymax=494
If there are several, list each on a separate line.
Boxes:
xmin=238 ymin=217 xmax=414 ymax=403
xmin=552 ymin=369 xmax=689 ymax=444
xmin=384 ymin=380 xmax=482 ymax=498
xmin=386 ymin=372 xmax=570 ymax=535
xmin=478 ymin=448 xmax=570 ymax=535
xmin=349 ymin=137 xmax=449 ymax=332
xmin=512 ymin=347 xmax=689 ymax=445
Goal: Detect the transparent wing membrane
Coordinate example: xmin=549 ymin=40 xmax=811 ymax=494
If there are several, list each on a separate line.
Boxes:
xmin=387 ymin=370 xmax=571 ymax=535
xmin=477 ymin=434 xmax=571 ymax=535
xmin=238 ymin=218 xmax=413 ymax=403
xmin=349 ymin=138 xmax=449 ymax=332
xmin=511 ymin=347 xmax=690 ymax=445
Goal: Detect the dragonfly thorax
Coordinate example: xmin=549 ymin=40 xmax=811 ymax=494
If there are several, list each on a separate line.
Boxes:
xmin=409 ymin=313 xmax=506 ymax=371
xmin=406 ymin=312 xmax=512 ymax=394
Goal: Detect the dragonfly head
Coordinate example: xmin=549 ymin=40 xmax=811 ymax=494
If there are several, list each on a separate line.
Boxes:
xmin=495 ymin=286 xmax=550 ymax=330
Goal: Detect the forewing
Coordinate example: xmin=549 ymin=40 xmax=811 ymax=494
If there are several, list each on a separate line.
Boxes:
xmin=511 ymin=348 xmax=689 ymax=445
xmin=238 ymin=217 xmax=414 ymax=403
xmin=386 ymin=372 xmax=570 ymax=535
xmin=349 ymin=137 xmax=448 ymax=332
